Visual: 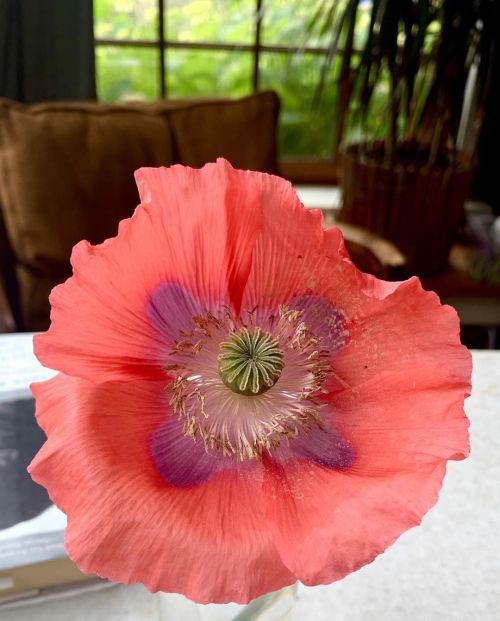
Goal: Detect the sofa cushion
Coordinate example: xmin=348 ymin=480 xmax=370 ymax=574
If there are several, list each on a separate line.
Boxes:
xmin=166 ymin=91 xmax=280 ymax=173
xmin=0 ymin=91 xmax=280 ymax=331
xmin=0 ymin=98 xmax=175 ymax=329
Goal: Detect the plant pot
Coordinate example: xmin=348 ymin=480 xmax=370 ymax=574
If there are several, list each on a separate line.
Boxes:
xmin=339 ymin=142 xmax=475 ymax=276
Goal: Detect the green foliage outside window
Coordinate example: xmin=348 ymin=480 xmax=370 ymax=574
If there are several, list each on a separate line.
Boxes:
xmin=94 ymin=0 xmax=379 ymax=159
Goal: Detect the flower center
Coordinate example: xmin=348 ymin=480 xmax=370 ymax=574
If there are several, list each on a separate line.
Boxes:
xmin=218 ymin=328 xmax=284 ymax=396
xmin=161 ymin=303 xmax=341 ymax=460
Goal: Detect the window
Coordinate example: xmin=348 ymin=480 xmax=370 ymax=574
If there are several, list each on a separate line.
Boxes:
xmin=94 ymin=0 xmax=367 ymax=166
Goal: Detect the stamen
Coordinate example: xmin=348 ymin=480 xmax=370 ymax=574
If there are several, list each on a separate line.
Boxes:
xmin=162 ymin=303 xmax=344 ymax=461
xmin=218 ymin=328 xmax=284 ymax=396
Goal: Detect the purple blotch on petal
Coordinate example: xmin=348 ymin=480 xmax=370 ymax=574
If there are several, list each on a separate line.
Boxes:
xmin=147 ymin=282 xmax=200 ymax=342
xmin=150 ymin=416 xmax=229 ymax=488
xmin=290 ymin=423 xmax=355 ymax=469
xmin=288 ymin=294 xmax=347 ymax=354
xmin=272 ymin=423 xmax=354 ymax=470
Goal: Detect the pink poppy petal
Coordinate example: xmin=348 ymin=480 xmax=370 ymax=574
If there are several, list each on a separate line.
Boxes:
xmin=34 ymin=160 xmax=264 ymax=382
xmin=240 ymin=181 xmax=359 ymax=314
xmin=28 ymin=374 xmax=295 ymax=604
xmin=329 ymin=277 xmax=472 ymax=399
xmin=265 ymin=279 xmax=470 ymax=584
xmin=237 ymin=180 xmax=417 ymax=337
xmin=264 ymin=458 xmax=448 ymax=585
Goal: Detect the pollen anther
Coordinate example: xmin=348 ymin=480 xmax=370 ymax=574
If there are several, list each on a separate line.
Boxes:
xmin=165 ymin=305 xmax=338 ymax=460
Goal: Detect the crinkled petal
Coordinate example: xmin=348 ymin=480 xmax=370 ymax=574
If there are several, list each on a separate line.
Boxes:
xmin=34 ymin=160 xmax=266 ymax=382
xmin=238 ymin=180 xmax=416 ymax=335
xmin=240 ymin=182 xmax=352 ymax=312
xmin=326 ymin=277 xmax=472 ymax=398
xmin=264 ymin=277 xmax=471 ymax=584
xmin=28 ymin=374 xmax=295 ymax=603
xmin=264 ymin=457 xmax=447 ymax=585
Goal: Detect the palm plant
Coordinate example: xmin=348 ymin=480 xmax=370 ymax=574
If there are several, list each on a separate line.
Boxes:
xmin=309 ymin=0 xmax=497 ymax=165
xmin=305 ymin=0 xmax=498 ymax=275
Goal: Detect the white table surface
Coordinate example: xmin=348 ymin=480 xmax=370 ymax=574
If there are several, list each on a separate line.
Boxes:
xmin=0 ymin=335 xmax=499 ymax=620
xmin=294 ymin=185 xmax=341 ymax=211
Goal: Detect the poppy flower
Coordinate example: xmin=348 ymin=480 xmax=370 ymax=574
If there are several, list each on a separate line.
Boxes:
xmin=29 ymin=158 xmax=471 ymax=604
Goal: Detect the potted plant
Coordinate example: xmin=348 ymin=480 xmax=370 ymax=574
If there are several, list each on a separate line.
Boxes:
xmin=310 ymin=0 xmax=497 ymax=275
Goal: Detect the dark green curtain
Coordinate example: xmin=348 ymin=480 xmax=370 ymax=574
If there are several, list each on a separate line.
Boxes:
xmin=0 ymin=0 xmax=95 ymax=103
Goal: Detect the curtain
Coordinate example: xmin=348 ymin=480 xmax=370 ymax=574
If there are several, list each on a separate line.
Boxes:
xmin=0 ymin=0 xmax=95 ymax=103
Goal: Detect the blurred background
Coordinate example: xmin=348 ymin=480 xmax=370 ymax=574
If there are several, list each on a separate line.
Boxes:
xmin=0 ymin=0 xmax=499 ymax=347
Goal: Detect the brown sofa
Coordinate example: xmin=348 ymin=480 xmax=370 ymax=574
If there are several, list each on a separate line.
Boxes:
xmin=0 ymin=91 xmax=280 ymax=331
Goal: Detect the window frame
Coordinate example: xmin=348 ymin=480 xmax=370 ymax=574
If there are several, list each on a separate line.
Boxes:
xmin=93 ymin=0 xmax=343 ymax=183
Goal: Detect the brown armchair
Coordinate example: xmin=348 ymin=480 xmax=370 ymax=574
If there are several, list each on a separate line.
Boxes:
xmin=335 ymin=221 xmax=406 ymax=281
xmin=0 ymin=91 xmax=407 ymax=333
xmin=0 ymin=92 xmax=280 ymax=332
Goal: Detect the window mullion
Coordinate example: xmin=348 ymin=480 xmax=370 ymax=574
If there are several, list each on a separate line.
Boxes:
xmin=252 ymin=0 xmax=263 ymax=91
xmin=159 ymin=0 xmax=166 ymax=98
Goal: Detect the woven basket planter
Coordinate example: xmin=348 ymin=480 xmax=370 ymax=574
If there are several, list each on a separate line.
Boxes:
xmin=340 ymin=142 xmax=474 ymax=276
